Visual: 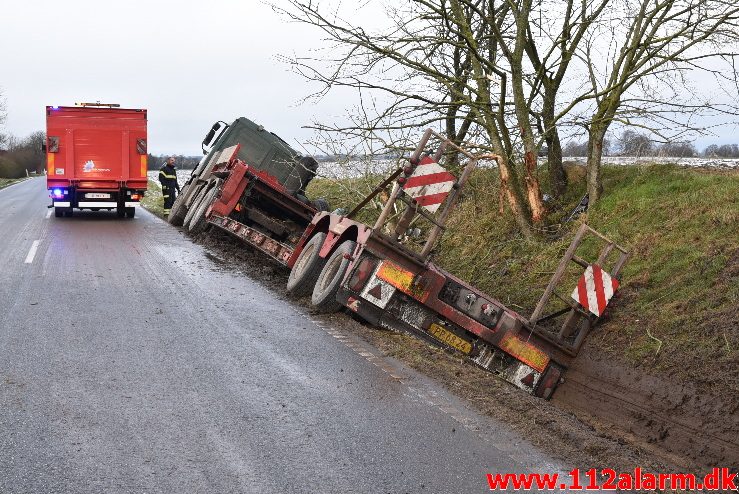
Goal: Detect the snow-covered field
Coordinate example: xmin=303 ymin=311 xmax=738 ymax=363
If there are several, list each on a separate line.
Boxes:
xmin=147 ymin=169 xmax=196 ymax=188
xmin=315 ymin=156 xmax=739 ymax=179
xmin=146 ymin=155 xmax=737 ymax=187
xmin=564 ymin=156 xmax=739 ymax=170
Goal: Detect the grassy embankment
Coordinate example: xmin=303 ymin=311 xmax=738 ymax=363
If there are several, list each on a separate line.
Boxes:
xmin=307 ymin=163 xmax=739 ymax=395
xmin=0 ymin=177 xmax=26 ymax=190
xmin=141 ymin=179 xmax=165 ymax=217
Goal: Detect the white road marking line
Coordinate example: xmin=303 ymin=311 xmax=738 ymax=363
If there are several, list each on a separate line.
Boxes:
xmin=45 ymin=210 xmax=52 ymax=219
xmin=25 ymin=240 xmax=40 ymax=264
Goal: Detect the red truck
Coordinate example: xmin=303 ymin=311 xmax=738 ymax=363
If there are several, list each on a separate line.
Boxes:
xmin=184 ymin=129 xmax=628 ymax=399
xmin=45 ymin=103 xmax=148 ymax=218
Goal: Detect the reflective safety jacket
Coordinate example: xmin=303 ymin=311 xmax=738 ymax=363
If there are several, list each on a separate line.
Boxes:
xmin=159 ymin=163 xmax=179 ymax=190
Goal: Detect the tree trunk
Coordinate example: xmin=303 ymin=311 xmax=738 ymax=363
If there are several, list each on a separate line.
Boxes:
xmin=547 ymin=132 xmax=567 ymax=198
xmin=523 ymin=149 xmax=545 ymax=222
xmin=509 ymin=0 xmax=544 ymax=223
xmin=498 ymin=155 xmax=534 ymax=237
xmin=586 ymin=124 xmax=607 ymax=204
xmin=448 ymin=0 xmax=534 ymax=236
xmin=542 ymin=94 xmax=567 ymax=198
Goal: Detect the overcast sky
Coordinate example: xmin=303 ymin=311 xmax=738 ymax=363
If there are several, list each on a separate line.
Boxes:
xmin=1 ymin=1 xmax=737 ymax=155
xmin=0 ymin=0 xmax=365 ymax=156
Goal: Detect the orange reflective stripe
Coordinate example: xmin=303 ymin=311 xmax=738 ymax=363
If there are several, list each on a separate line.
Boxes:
xmin=498 ymin=332 xmax=550 ymax=373
xmin=140 ymin=155 xmax=147 ymax=177
xmin=376 ymin=261 xmax=429 ymax=302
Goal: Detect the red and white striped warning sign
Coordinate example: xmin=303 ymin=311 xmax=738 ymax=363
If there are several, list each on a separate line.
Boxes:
xmin=402 ymin=155 xmax=457 ymax=213
xmin=571 ymin=264 xmax=619 ymax=317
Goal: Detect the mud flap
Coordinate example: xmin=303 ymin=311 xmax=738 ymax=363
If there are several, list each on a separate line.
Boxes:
xmin=534 ymin=363 xmax=563 ymax=400
xmin=337 ymin=287 xmax=383 ymax=326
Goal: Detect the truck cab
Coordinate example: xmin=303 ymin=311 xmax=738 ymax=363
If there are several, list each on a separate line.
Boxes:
xmin=168 ymin=117 xmax=318 ymax=227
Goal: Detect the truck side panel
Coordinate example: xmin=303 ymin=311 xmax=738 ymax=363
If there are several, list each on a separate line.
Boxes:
xmin=46 ymin=106 xmax=147 ymax=190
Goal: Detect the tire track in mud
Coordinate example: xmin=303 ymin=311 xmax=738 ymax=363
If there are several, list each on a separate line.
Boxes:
xmin=554 ymin=349 xmax=739 ymax=471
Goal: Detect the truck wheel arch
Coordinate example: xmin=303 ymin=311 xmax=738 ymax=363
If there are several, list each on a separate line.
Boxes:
xmin=318 ymin=225 xmax=359 ymax=259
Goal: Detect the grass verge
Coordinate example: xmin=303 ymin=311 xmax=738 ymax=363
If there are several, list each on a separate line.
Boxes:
xmin=141 ymin=179 xmax=165 ymax=218
xmin=0 ymin=177 xmax=27 ymax=190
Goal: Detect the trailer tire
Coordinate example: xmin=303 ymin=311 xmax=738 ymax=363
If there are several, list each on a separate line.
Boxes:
xmin=117 ymin=207 xmax=125 ymax=218
xmin=311 ymin=240 xmax=356 ymax=313
xmin=125 ymin=207 xmax=135 ymax=218
xmin=168 ymin=184 xmax=190 ymax=226
xmin=311 ymin=198 xmax=330 ymax=212
xmin=188 ymin=185 xmax=218 ymax=234
xmin=64 ymin=209 xmax=73 ymax=217
xmin=54 ymin=207 xmax=63 ymax=218
xmin=286 ymin=232 xmax=327 ymax=297
xmin=182 ymin=184 xmax=208 ymax=230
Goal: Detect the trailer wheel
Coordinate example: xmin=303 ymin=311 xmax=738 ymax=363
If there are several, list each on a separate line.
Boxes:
xmin=188 ymin=186 xmax=218 ymax=234
xmin=311 ymin=240 xmax=357 ymax=313
xmin=117 ymin=207 xmax=125 ymax=218
xmin=54 ymin=207 xmax=63 ymax=218
xmin=125 ymin=207 xmax=135 ymax=218
xmin=311 ymin=198 xmax=330 ymax=212
xmin=286 ymin=232 xmax=328 ymax=297
xmin=182 ymin=184 xmax=207 ymax=230
xmin=64 ymin=209 xmax=73 ymax=217
xmin=168 ymin=183 xmax=190 ymax=226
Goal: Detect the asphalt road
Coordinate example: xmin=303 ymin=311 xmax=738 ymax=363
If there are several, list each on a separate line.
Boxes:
xmin=0 ymin=178 xmax=567 ymax=493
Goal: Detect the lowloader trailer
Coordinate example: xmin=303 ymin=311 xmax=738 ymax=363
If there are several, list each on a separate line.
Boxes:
xmin=183 ymin=129 xmax=629 ymax=399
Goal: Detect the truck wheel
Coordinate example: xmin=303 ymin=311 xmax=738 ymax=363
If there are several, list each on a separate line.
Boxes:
xmin=54 ymin=207 xmax=63 ymax=218
xmin=117 ymin=207 xmax=125 ymax=218
xmin=286 ymin=232 xmax=327 ymax=297
xmin=64 ymin=209 xmax=73 ymax=217
xmin=311 ymin=240 xmax=357 ymax=313
xmin=168 ymin=184 xmax=190 ymax=226
xmin=188 ymin=186 xmax=218 ymax=234
xmin=182 ymin=184 xmax=207 ymax=230
xmin=125 ymin=207 xmax=135 ymax=218
xmin=311 ymin=198 xmax=330 ymax=212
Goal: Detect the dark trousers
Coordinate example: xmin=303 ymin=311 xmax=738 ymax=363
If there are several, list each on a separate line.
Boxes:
xmin=162 ymin=186 xmax=176 ymax=214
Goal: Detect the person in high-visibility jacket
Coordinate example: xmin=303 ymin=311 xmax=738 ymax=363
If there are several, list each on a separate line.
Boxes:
xmin=158 ymin=156 xmax=180 ymax=216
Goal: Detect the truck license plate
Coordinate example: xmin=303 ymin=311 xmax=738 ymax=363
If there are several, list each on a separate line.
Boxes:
xmin=427 ymin=323 xmax=473 ymax=354
xmin=85 ymin=193 xmax=111 ymax=199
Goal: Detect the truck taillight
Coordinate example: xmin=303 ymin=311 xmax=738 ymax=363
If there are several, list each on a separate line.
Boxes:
xmin=131 ymin=193 xmax=141 ymax=200
xmin=348 ymin=256 xmax=377 ymax=292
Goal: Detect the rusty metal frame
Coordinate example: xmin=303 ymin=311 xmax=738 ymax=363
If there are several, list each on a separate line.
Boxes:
xmin=528 ymin=223 xmax=629 ymax=356
xmin=359 ymin=129 xmax=499 ymax=262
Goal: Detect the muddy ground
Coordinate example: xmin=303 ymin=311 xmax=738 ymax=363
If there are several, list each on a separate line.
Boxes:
xmin=191 ymin=227 xmax=738 ymax=479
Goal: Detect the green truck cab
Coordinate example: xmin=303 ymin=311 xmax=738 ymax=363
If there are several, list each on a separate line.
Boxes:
xmin=168 ymin=117 xmax=319 ymax=227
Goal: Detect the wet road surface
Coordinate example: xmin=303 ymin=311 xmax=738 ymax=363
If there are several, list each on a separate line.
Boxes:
xmin=0 ymin=178 xmax=567 ymax=493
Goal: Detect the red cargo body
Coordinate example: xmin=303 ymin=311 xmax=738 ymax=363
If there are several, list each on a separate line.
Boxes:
xmin=46 ymin=105 xmax=148 ymax=218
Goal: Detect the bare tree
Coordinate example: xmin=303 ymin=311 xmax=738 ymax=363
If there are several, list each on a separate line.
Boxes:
xmin=658 ymin=141 xmax=697 ymax=157
xmin=275 ymin=1 xmax=549 ymax=235
xmin=617 ymin=130 xmax=655 ymax=156
xmin=704 ymin=143 xmax=739 ymax=157
xmin=276 ymin=0 xmax=739 ymax=235
xmin=6 ymin=130 xmax=46 ymax=174
xmin=572 ymin=0 xmax=739 ymax=201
